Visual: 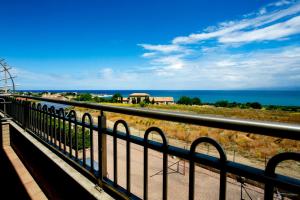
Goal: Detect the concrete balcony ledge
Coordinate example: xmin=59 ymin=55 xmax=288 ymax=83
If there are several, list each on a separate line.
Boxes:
xmin=0 ymin=115 xmax=113 ymax=200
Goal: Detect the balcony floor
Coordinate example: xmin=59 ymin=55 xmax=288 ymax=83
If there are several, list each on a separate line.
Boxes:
xmin=0 ymin=146 xmax=47 ymax=199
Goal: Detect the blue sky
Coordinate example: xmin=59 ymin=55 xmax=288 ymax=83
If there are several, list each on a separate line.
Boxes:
xmin=1 ymin=0 xmax=300 ymax=90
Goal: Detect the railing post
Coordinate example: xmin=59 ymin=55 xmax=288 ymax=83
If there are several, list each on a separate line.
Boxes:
xmin=98 ymin=111 xmax=107 ymax=185
xmin=23 ymin=101 xmax=30 ymax=129
xmin=1 ymin=118 xmax=11 ymax=147
xmin=0 ymin=98 xmax=7 ymax=114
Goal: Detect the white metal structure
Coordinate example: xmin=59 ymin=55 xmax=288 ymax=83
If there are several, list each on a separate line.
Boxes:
xmin=0 ymin=59 xmax=16 ymax=94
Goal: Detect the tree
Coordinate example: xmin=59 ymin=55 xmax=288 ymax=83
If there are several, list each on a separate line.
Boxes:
xmin=93 ymin=96 xmax=107 ymax=103
xmin=228 ymin=102 xmax=238 ymax=108
xmin=249 ymin=102 xmax=262 ymax=109
xmin=112 ymin=93 xmax=123 ymax=103
xmin=139 ymin=101 xmax=147 ymax=107
xmin=75 ymin=93 xmax=92 ymax=101
xmin=144 ymin=96 xmax=150 ymax=104
xmin=132 ymin=98 xmax=137 ymax=104
xmin=177 ymin=96 xmax=192 ymax=105
xmin=65 ymin=92 xmax=76 ymax=96
xmin=191 ymin=97 xmax=201 ymax=105
xmin=215 ymin=100 xmax=229 ymax=107
xmin=151 ymin=98 xmax=155 ymax=104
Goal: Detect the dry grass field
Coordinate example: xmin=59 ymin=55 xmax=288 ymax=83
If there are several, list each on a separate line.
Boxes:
xmin=74 ymin=103 xmax=300 ymax=177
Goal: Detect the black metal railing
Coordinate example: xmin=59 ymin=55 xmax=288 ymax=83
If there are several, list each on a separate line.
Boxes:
xmin=0 ymin=95 xmax=300 ymax=200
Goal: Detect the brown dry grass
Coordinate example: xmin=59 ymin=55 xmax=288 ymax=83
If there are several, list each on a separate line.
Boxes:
xmin=75 ymin=103 xmax=300 ymax=161
xmin=73 ymin=103 xmax=300 ymax=178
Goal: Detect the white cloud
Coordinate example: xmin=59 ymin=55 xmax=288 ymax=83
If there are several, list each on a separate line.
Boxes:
xmin=171 ymin=1 xmax=300 ymax=45
xmin=152 ymin=55 xmax=185 ymax=70
xmin=219 ymin=15 xmax=300 ymax=43
xmin=215 ymin=60 xmax=236 ymax=67
xmin=138 ymin=44 xmax=183 ymax=53
xmin=137 ymin=0 xmax=300 ymax=89
xmin=271 ymin=0 xmax=293 ymax=7
xmin=10 ymin=0 xmax=300 ymax=90
xmin=142 ymin=52 xmax=156 ymax=58
xmin=259 ymin=8 xmax=267 ymax=15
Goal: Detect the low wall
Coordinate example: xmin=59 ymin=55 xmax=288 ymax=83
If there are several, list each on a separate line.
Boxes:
xmin=4 ymin=119 xmax=111 ymax=200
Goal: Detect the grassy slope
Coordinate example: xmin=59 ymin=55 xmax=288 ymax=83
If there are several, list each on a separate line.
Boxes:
xmin=74 ymin=103 xmax=300 ymax=177
xmin=77 ymin=103 xmax=300 ymax=159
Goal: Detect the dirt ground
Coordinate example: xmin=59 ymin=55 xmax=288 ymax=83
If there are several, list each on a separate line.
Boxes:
xmin=73 ymin=110 xmax=297 ymax=199
xmin=81 ymin=133 xmax=264 ymax=200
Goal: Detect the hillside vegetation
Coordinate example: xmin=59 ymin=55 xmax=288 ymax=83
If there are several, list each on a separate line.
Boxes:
xmin=77 ymin=103 xmax=300 ymax=160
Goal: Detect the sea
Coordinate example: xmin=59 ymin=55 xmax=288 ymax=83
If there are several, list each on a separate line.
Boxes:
xmin=19 ymin=90 xmax=300 ymax=106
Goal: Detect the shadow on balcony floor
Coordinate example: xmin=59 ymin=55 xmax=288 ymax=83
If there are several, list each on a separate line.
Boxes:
xmin=0 ymin=149 xmax=31 ymax=199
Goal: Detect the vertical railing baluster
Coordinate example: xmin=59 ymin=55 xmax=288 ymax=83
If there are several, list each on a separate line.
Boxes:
xmin=113 ymin=125 xmax=118 ymax=185
xmin=144 ymin=144 xmax=148 ymax=200
xmin=20 ymin=101 xmax=23 ymax=125
xmin=68 ymin=110 xmax=76 ymax=157
xmin=98 ymin=112 xmax=107 ymax=185
xmin=126 ymin=126 xmax=131 ymax=194
xmin=28 ymin=102 xmax=32 ymax=129
xmin=112 ymin=120 xmax=131 ymax=192
xmin=75 ymin=116 xmax=78 ymax=160
xmin=162 ymin=146 xmax=168 ymax=200
xmin=144 ymin=127 xmax=168 ymax=200
xmin=90 ymin=121 xmax=94 ymax=171
xmin=15 ymin=100 xmax=17 ymax=121
xmin=45 ymin=107 xmax=49 ymax=142
xmin=58 ymin=109 xmax=62 ymax=150
xmin=264 ymin=152 xmax=300 ymax=200
xmin=32 ymin=103 xmax=36 ymax=133
xmin=63 ymin=111 xmax=66 ymax=153
xmin=54 ymin=108 xmax=57 ymax=147
xmin=189 ymin=137 xmax=227 ymax=200
xmin=23 ymin=101 xmax=29 ymax=129
xmin=82 ymin=122 xmax=86 ymax=167
xmin=82 ymin=113 xmax=93 ymax=168
xmin=49 ymin=108 xmax=52 ymax=143
xmin=68 ymin=118 xmax=72 ymax=156
xmin=220 ymin=166 xmax=227 ymax=200
xmin=58 ymin=108 xmax=66 ymax=151
xmin=20 ymin=100 xmax=22 ymax=123
xmin=21 ymin=101 xmax=26 ymax=125
xmin=33 ymin=103 xmax=37 ymax=134
xmin=42 ymin=105 xmax=47 ymax=140
xmin=189 ymin=152 xmax=195 ymax=200
xmin=37 ymin=104 xmax=42 ymax=137
xmin=50 ymin=106 xmax=55 ymax=144
xmin=35 ymin=103 xmax=38 ymax=134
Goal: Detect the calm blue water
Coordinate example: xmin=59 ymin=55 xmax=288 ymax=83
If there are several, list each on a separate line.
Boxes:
xmin=20 ymin=90 xmax=300 ymax=106
xmin=40 ymin=102 xmax=69 ymax=109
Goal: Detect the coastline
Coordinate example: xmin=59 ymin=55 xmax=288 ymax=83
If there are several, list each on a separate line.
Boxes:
xmin=17 ymin=89 xmax=300 ymax=106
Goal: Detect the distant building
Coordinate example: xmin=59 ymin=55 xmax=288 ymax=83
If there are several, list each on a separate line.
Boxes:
xmin=150 ymin=97 xmax=174 ymax=104
xmin=123 ymin=93 xmax=174 ymax=104
xmin=128 ymin=93 xmax=150 ymax=104
xmin=42 ymin=93 xmax=68 ymax=101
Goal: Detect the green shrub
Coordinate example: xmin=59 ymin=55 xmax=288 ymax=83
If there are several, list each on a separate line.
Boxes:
xmin=75 ymin=93 xmax=92 ymax=101
xmin=34 ymin=117 xmax=91 ymax=150
xmin=249 ymin=102 xmax=262 ymax=109
xmin=177 ymin=96 xmax=192 ymax=105
xmin=139 ymin=101 xmax=147 ymax=107
xmin=112 ymin=93 xmax=123 ymax=103
xmin=215 ymin=100 xmax=229 ymax=107
xmin=191 ymin=97 xmax=201 ymax=105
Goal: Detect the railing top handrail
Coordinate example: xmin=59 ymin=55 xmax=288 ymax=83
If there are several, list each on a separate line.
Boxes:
xmin=12 ymin=94 xmax=300 ymax=140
